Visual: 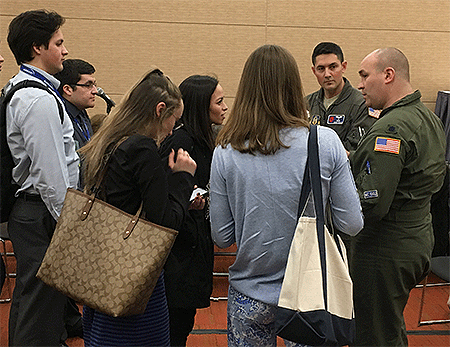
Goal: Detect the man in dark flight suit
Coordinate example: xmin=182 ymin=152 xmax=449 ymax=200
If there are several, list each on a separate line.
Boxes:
xmin=307 ymin=42 xmax=378 ymax=151
xmin=349 ymin=47 xmax=446 ymax=346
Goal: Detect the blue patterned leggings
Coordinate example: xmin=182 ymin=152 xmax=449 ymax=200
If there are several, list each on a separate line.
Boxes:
xmin=227 ymin=286 xmax=307 ymax=347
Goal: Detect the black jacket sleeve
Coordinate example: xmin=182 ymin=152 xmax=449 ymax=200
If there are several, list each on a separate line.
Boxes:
xmin=104 ymin=135 xmax=195 ymax=231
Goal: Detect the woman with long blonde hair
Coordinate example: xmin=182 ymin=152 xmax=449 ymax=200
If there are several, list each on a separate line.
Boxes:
xmin=79 ymin=69 xmax=197 ymax=346
xmin=210 ymin=45 xmax=363 ymax=346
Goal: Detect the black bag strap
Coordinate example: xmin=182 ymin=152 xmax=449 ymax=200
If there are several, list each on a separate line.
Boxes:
xmin=308 ymin=124 xmax=329 ymax=309
xmin=2 ymin=80 xmax=64 ymax=124
xmin=296 ymin=152 xmax=311 ymax=220
xmin=0 ymin=80 xmax=65 ymax=222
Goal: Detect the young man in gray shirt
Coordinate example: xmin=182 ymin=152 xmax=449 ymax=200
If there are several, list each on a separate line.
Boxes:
xmin=5 ymin=10 xmax=79 ymax=346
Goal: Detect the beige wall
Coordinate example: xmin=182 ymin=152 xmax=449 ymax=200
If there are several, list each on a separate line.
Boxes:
xmin=1 ymin=0 xmax=449 ymax=116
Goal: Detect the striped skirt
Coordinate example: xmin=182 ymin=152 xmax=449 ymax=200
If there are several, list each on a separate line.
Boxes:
xmin=83 ymin=272 xmax=170 ymax=346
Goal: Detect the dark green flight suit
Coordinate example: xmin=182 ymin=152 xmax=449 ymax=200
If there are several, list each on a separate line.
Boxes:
xmin=307 ymin=77 xmax=378 ymax=151
xmin=308 ymin=78 xmax=378 ymax=255
xmin=349 ymin=90 xmax=446 ymax=346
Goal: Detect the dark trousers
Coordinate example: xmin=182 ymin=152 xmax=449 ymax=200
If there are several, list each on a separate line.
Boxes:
xmin=350 ymin=222 xmax=431 ymax=347
xmin=168 ymin=307 xmax=197 ymax=347
xmin=63 ymin=297 xmax=83 ymax=338
xmin=8 ymin=197 xmax=66 ymax=346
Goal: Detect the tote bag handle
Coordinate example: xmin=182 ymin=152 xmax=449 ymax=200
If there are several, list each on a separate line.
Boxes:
xmin=306 ymin=124 xmax=329 ymax=310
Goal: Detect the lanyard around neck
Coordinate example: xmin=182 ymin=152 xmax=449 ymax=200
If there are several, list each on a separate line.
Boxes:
xmin=73 ymin=116 xmax=91 ymax=141
xmin=20 ymin=65 xmax=63 ymax=100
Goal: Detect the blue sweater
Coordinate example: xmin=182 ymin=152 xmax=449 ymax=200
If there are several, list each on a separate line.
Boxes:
xmin=210 ymin=126 xmax=363 ymax=305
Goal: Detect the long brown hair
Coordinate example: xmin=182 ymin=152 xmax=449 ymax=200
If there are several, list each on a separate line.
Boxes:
xmin=216 ymin=44 xmax=309 ymax=155
xmin=79 ymin=68 xmax=182 ymax=191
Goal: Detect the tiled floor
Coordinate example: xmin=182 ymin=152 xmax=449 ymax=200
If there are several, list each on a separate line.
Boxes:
xmin=1 ymin=242 xmax=449 ymax=346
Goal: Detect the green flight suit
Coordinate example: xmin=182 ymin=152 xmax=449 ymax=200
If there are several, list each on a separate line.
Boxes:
xmin=349 ymin=90 xmax=446 ymax=346
xmin=308 ymin=78 xmax=378 ymax=256
xmin=307 ymin=77 xmax=378 ymax=151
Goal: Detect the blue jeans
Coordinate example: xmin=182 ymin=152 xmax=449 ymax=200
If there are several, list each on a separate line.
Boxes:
xmin=227 ymin=285 xmax=307 ymax=347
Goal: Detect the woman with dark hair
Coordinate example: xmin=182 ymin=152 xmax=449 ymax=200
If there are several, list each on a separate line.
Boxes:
xmin=210 ymin=45 xmax=363 ymax=346
xmin=79 ymin=68 xmax=197 ymax=346
xmin=159 ymin=74 xmax=228 ymax=346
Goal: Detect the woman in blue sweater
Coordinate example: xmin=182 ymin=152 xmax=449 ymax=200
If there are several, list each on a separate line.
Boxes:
xmin=210 ymin=45 xmax=363 ymax=347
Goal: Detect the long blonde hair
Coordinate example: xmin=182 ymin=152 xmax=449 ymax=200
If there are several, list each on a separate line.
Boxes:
xmin=216 ymin=45 xmax=309 ymax=155
xmin=79 ymin=68 xmax=182 ymax=192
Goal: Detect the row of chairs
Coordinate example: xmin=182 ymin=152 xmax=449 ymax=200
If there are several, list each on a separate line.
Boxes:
xmin=0 ymin=223 xmax=15 ymax=303
xmin=416 ymin=256 xmax=450 ymax=326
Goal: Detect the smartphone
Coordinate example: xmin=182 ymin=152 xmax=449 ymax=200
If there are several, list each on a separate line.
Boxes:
xmin=190 ymin=187 xmax=208 ymax=201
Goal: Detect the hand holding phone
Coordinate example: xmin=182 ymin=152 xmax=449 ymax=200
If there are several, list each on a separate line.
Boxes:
xmin=190 ymin=187 xmax=208 ymax=201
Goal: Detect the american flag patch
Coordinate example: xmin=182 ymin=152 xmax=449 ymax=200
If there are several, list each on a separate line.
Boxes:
xmin=374 ymin=137 xmax=400 ymax=154
xmin=368 ymin=108 xmax=381 ymax=119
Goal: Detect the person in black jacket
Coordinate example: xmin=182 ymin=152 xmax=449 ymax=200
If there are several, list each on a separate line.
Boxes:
xmin=159 ymin=75 xmax=228 ymax=346
xmin=55 ymin=59 xmax=96 ymax=189
xmin=55 ymin=59 xmax=96 ymax=151
xmin=78 ymin=68 xmax=197 ymax=346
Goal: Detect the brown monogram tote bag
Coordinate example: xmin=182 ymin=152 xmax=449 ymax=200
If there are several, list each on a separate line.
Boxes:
xmin=37 ymin=187 xmax=178 ymax=317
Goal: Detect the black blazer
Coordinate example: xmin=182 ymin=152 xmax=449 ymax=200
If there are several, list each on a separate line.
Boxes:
xmin=159 ymin=127 xmax=214 ymax=309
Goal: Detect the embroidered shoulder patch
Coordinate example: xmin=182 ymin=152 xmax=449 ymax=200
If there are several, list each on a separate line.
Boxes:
xmin=368 ymin=108 xmax=381 ymax=119
xmin=363 ymin=190 xmax=379 ymax=199
xmin=374 ymin=137 xmax=400 ymax=154
xmin=327 ymin=114 xmax=345 ymax=125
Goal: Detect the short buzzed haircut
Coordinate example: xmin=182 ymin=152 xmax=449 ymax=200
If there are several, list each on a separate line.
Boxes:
xmin=374 ymin=48 xmax=410 ymax=82
xmin=312 ymin=42 xmax=344 ymax=65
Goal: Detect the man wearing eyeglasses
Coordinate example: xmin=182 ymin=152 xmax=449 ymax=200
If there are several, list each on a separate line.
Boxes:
xmin=55 ymin=59 xmax=96 ymax=154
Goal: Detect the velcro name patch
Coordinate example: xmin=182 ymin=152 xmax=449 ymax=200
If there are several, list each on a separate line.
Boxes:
xmin=327 ymin=114 xmax=345 ymax=125
xmin=363 ymin=190 xmax=379 ymax=199
xmin=374 ymin=137 xmax=400 ymax=154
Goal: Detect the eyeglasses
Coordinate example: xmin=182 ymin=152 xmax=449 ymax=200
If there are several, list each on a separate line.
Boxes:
xmin=74 ymin=81 xmax=97 ymax=89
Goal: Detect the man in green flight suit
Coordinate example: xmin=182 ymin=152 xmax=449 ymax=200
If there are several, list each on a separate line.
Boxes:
xmin=308 ymin=42 xmax=379 ymax=256
xmin=349 ymin=47 xmax=446 ymax=346
xmin=307 ymin=42 xmax=378 ymax=151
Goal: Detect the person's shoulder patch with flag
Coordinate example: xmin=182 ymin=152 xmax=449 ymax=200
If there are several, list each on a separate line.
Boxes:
xmin=368 ymin=107 xmax=381 ymax=119
xmin=374 ymin=136 xmax=401 ymax=154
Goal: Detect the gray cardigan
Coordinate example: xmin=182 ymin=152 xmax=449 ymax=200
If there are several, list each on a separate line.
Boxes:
xmin=210 ymin=126 xmax=363 ymax=305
